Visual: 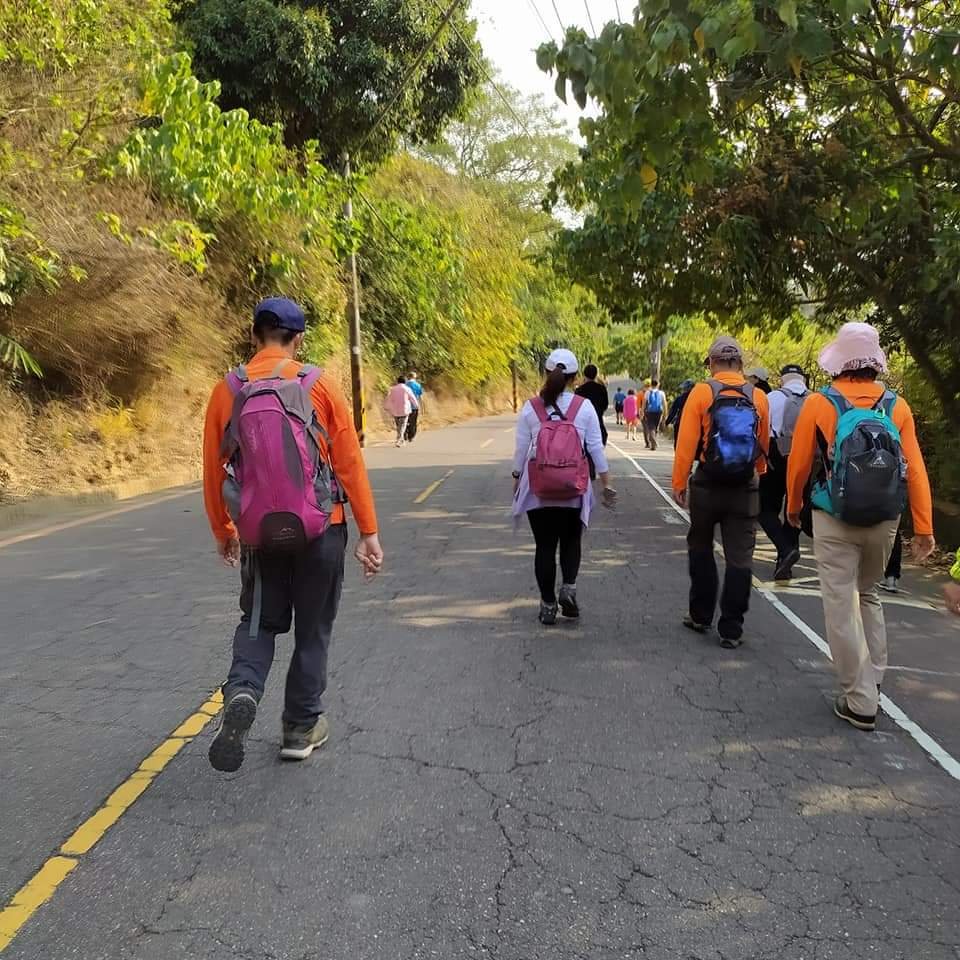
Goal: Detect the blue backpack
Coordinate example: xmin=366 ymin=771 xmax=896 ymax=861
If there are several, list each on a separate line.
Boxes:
xmin=645 ymin=389 xmax=664 ymax=415
xmin=811 ymin=388 xmax=907 ymax=527
xmin=699 ymin=380 xmax=762 ymax=484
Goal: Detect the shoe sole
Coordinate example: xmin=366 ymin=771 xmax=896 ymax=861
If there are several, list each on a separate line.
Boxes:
xmin=683 ymin=618 xmax=709 ymax=634
xmin=208 ymin=694 xmax=257 ymax=772
xmin=280 ymin=730 xmax=329 ymax=761
xmin=774 ymin=548 xmax=802 ymax=582
xmin=719 ymin=636 xmax=743 ymax=649
xmin=834 ymin=701 xmax=876 ymax=731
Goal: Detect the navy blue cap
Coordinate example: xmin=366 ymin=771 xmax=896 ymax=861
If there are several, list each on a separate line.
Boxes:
xmin=780 ymin=363 xmax=805 ymax=377
xmin=254 ymin=297 xmax=305 ymax=333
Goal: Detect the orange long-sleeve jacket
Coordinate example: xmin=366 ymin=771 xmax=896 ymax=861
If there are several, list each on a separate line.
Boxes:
xmin=786 ymin=378 xmax=933 ymax=536
xmin=672 ymin=372 xmax=771 ymax=491
xmin=202 ymin=347 xmax=378 ymax=545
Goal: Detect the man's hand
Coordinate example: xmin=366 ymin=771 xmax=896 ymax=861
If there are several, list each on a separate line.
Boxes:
xmin=355 ymin=533 xmax=384 ymax=582
xmin=912 ymin=533 xmax=936 ymax=564
xmin=787 ymin=513 xmax=802 ymax=529
xmin=944 ymin=581 xmax=960 ymax=616
xmin=218 ymin=536 xmax=241 ymax=568
xmin=673 ymin=487 xmax=687 ymax=509
xmin=601 ymin=485 xmax=618 ymax=509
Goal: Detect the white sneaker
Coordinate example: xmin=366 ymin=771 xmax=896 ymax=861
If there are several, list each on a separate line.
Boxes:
xmin=879 ymin=576 xmax=899 ymax=594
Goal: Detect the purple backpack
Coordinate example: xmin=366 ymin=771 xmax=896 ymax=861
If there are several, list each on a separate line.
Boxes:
xmin=528 ymin=395 xmax=590 ymax=500
xmin=220 ymin=361 xmax=336 ymax=552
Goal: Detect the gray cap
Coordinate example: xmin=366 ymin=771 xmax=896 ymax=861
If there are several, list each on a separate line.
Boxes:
xmin=706 ymin=335 xmax=743 ymax=362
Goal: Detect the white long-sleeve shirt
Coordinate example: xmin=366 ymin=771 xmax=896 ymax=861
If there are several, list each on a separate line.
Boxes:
xmin=767 ymin=379 xmax=809 ymax=438
xmin=511 ymin=391 xmax=608 ymax=525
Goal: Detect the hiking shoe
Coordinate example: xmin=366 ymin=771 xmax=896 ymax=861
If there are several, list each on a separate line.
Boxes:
xmin=683 ymin=616 xmax=710 ymax=634
xmin=774 ymin=548 xmax=802 ymax=582
xmin=834 ymin=696 xmax=876 ymax=732
xmin=280 ymin=715 xmax=330 ymax=761
xmin=558 ymin=586 xmax=580 ymax=619
xmin=878 ymin=576 xmax=899 ymax=594
xmin=719 ymin=634 xmax=743 ymax=649
xmin=539 ymin=601 xmax=558 ymax=625
xmin=209 ymin=690 xmax=257 ymax=772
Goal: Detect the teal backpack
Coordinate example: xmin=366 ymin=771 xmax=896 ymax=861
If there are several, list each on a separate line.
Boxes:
xmin=811 ymin=387 xmax=907 ymax=527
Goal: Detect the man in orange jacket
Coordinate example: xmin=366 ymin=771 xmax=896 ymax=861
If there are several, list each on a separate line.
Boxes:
xmin=787 ymin=322 xmax=934 ymax=732
xmin=673 ymin=336 xmax=771 ymax=648
xmin=203 ymin=297 xmax=384 ymax=771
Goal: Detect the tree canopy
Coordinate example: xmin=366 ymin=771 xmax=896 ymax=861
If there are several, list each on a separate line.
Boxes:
xmin=175 ymin=0 xmax=483 ymax=165
xmin=538 ymin=0 xmax=960 ymax=418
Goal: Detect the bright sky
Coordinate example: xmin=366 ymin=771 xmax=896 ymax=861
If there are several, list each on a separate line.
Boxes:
xmin=471 ymin=0 xmax=623 ymax=136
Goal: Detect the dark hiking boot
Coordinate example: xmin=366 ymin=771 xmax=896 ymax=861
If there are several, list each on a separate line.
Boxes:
xmin=209 ymin=690 xmax=257 ymax=772
xmin=774 ymin=548 xmax=802 ymax=582
xmin=834 ymin=696 xmax=876 ymax=732
xmin=539 ymin=601 xmax=558 ymax=625
xmin=558 ymin=586 xmax=580 ymax=619
xmin=719 ymin=634 xmax=743 ymax=649
xmin=280 ymin=715 xmax=330 ymax=761
xmin=683 ymin=616 xmax=710 ymax=634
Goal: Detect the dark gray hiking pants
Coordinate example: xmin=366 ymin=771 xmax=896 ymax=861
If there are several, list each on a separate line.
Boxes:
xmin=224 ymin=524 xmax=347 ymax=725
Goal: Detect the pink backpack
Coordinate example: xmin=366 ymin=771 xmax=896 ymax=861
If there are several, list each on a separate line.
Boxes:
xmin=528 ymin=396 xmax=590 ymax=499
xmin=220 ymin=361 xmax=338 ymax=552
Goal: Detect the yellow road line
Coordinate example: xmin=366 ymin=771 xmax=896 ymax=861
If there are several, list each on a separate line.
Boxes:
xmin=0 ymin=487 xmax=198 ymax=552
xmin=413 ymin=469 xmax=455 ymax=504
xmin=0 ymin=688 xmax=223 ymax=953
xmin=480 ymin=438 xmax=494 ymax=449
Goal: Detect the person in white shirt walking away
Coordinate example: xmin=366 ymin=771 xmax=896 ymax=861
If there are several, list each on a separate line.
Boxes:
xmin=760 ymin=364 xmax=811 ymax=581
xmin=384 ymin=376 xmax=419 ymax=447
xmin=512 ymin=349 xmax=617 ymax=625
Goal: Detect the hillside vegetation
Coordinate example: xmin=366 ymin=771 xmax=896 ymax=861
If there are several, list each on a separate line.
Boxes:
xmin=0 ymin=0 xmax=605 ymax=503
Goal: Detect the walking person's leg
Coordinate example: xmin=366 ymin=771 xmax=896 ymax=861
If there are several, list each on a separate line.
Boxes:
xmin=211 ymin=549 xmax=293 ymax=771
xmin=405 ymin=408 xmax=419 ymax=443
xmin=860 ymin=519 xmax=899 ymax=696
xmin=647 ymin=414 xmax=659 ymax=451
xmin=758 ymin=464 xmax=790 ymax=569
xmin=717 ymin=484 xmax=759 ymax=646
xmin=556 ymin=508 xmax=584 ymax=619
xmin=686 ymin=479 xmax=720 ymax=632
xmin=281 ymin=524 xmax=348 ymax=759
xmin=528 ymin=508 xmax=562 ymax=623
xmin=395 ymin=415 xmax=408 ymax=446
xmin=812 ymin=512 xmax=876 ymax=728
xmin=880 ymin=526 xmax=903 ymax=592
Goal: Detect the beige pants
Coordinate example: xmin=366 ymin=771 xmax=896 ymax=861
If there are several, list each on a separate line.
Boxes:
xmin=812 ymin=511 xmax=899 ymax=716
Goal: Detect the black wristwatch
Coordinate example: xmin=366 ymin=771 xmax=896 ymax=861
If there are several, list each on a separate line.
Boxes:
xmin=511 ymin=471 xmax=522 ymax=479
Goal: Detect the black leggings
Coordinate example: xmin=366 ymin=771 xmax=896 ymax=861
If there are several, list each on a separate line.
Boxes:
xmin=527 ymin=507 xmax=583 ymax=603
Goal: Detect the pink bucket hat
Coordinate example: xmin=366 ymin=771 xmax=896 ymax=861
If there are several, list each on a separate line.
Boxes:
xmin=818 ymin=322 xmax=888 ymax=377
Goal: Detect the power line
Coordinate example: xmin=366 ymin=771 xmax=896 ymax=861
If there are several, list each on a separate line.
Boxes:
xmin=427 ymin=0 xmax=536 ymax=143
xmin=614 ymin=0 xmax=622 ymax=20
xmin=354 ymin=191 xmax=409 ymax=255
xmin=526 ymin=0 xmax=557 ymax=43
xmin=550 ymin=0 xmax=566 ymax=35
xmin=353 ymin=0 xmax=465 ymax=162
xmin=583 ymin=0 xmax=596 ymax=33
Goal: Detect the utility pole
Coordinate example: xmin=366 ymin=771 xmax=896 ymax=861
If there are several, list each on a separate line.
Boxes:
xmin=342 ymin=153 xmax=366 ymax=446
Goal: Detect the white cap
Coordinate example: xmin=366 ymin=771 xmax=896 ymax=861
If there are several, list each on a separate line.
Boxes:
xmin=545 ymin=348 xmax=579 ymax=374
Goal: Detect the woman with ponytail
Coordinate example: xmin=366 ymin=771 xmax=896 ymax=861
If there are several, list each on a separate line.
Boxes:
xmin=512 ymin=349 xmax=617 ymax=625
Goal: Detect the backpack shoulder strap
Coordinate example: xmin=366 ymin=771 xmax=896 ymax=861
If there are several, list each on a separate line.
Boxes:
xmin=822 ymin=385 xmax=853 ymax=417
xmin=530 ymin=397 xmax=550 ymax=423
xmin=225 ymin=366 xmax=247 ymax=395
xmin=567 ymin=395 xmax=586 ymax=420
xmin=269 ymin=359 xmax=295 ymax=378
xmin=298 ymin=364 xmax=323 ymax=392
xmin=876 ymin=389 xmax=897 ymax=417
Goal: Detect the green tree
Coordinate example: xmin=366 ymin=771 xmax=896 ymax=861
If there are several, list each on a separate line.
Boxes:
xmin=422 ymin=75 xmax=578 ymax=209
xmin=176 ymin=0 xmax=483 ymax=164
xmin=538 ymin=1 xmax=960 ymax=420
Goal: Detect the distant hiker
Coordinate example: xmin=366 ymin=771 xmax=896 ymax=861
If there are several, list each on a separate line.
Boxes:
xmin=385 ymin=376 xmax=419 ymax=447
xmin=787 ymin=322 xmax=935 ymax=732
xmin=623 ymin=389 xmax=640 ymax=441
xmin=575 ymin=364 xmax=610 ymax=447
xmin=203 ymin=297 xmax=383 ymax=771
xmin=513 ymin=348 xmax=617 ymax=625
xmin=760 ymin=364 xmax=811 ymax=581
xmin=405 ymin=372 xmax=424 ymax=443
xmin=639 ymin=379 xmax=653 ymax=448
xmin=673 ymin=336 xmax=771 ymax=648
xmin=746 ymin=367 xmax=773 ymax=394
xmin=613 ymin=387 xmax=627 ymax=425
xmin=665 ymin=379 xmax=695 ymax=449
xmin=643 ymin=379 xmax=666 ymax=451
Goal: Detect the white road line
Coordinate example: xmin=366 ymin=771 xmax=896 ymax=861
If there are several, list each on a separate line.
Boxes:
xmin=610 ymin=441 xmax=960 ymax=783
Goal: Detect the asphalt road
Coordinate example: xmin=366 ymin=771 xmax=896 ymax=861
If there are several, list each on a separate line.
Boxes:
xmin=2 ymin=412 xmax=960 ymax=959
